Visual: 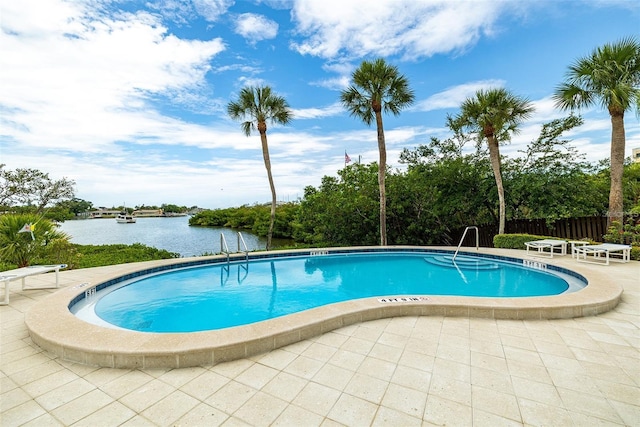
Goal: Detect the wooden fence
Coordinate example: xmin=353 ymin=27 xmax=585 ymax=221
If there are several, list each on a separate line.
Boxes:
xmin=453 ymin=216 xmax=612 ymax=248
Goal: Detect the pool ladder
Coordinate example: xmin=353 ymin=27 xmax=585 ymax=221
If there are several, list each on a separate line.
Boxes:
xmin=220 ymin=233 xmax=249 ymax=285
xmin=220 ymin=232 xmax=250 ymax=263
xmin=452 ymin=226 xmax=479 ymax=261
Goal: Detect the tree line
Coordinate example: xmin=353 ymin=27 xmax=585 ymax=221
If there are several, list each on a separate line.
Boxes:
xmin=0 ymin=165 xmax=197 ymax=220
xmin=226 ymin=37 xmax=639 ymax=250
xmin=191 ymin=115 xmax=640 ymax=247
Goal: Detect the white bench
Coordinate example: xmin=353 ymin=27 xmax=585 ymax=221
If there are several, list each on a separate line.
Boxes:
xmin=525 ymin=239 xmax=568 ymax=258
xmin=1 ymin=264 xmax=67 ymax=305
xmin=575 ymin=244 xmax=632 ymax=265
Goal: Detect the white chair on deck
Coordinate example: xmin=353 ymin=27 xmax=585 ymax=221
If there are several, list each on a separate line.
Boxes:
xmin=575 ymin=243 xmax=632 ymax=265
xmin=1 ymin=264 xmax=67 ymax=305
xmin=525 ymin=239 xmax=568 ymax=258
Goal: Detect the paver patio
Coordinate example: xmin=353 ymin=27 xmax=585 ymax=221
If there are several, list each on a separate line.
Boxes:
xmin=1 ymin=249 xmax=638 ymax=426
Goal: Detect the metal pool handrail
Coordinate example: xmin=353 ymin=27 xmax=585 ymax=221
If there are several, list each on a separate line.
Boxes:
xmin=453 ymin=226 xmax=479 ymax=261
xmin=220 ymin=234 xmax=230 ymax=264
xmin=237 ymin=232 xmax=249 ymax=262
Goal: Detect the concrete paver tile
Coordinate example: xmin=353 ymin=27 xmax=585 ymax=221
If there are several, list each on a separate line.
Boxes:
xmin=118 ymin=378 xmax=176 ymax=413
xmin=271 ymin=404 xmax=324 ymax=426
xmin=234 ymin=363 xmax=279 ymax=390
xmin=1 ymin=386 xmax=33 ymax=412
xmin=557 ymin=387 xmax=624 ymax=423
xmin=470 ymin=385 xmax=521 ymax=422
xmin=292 ymin=381 xmax=340 ymax=416
xmin=180 ymin=370 xmax=230 ymax=401
xmin=517 ymin=398 xmax=575 ymax=427
xmin=21 ymin=413 xmax=64 ymax=427
xmin=427 ymin=374 xmax=471 ymax=406
xmin=1 ymin=399 xmax=47 ymax=426
xmin=204 ymin=379 xmax=257 ymax=414
xmin=380 ymin=382 xmax=427 ymax=419
xmin=140 ymin=389 xmax=200 ymax=426
xmin=471 ymin=408 xmax=524 ymax=427
xmin=253 ymin=348 xmax=298 ymax=370
xmin=262 ymin=371 xmax=307 ymax=402
xmin=35 ymin=377 xmax=96 ymax=411
xmin=49 ymin=388 xmax=114 ymax=426
xmin=389 ymin=364 xmax=431 ymax=393
xmin=70 ymin=401 xmax=136 ymax=427
xmin=371 ymin=406 xmax=422 ymax=427
xmin=157 ymin=366 xmax=206 ymax=388
xmin=312 ymin=362 xmax=354 ymax=391
xmin=327 ymin=393 xmax=378 ymax=426
xmin=99 ymin=370 xmax=155 ymax=400
xmin=423 ymin=395 xmax=472 ymax=427
xmin=233 ymin=391 xmax=288 ymax=427
xmin=343 ymin=372 xmax=389 ymax=404
xmin=173 ymin=402 xmax=230 ymax=426
xmin=301 ymin=342 xmax=339 ymax=363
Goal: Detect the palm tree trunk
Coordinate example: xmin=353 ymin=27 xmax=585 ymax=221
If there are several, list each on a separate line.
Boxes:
xmin=488 ymin=136 xmax=506 ymax=235
xmin=608 ymin=113 xmax=626 ymax=226
xmin=375 ymin=111 xmax=387 ymax=246
xmin=260 ymin=131 xmax=276 ymax=250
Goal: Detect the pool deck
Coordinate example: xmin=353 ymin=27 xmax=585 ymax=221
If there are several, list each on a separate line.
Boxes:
xmin=1 ymin=248 xmax=639 ymax=426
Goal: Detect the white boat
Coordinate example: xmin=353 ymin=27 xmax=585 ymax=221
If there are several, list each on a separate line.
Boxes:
xmin=115 ymin=213 xmax=136 ymax=223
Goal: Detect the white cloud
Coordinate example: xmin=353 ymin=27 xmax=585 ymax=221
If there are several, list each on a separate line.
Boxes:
xmin=192 ymin=0 xmax=235 ymax=22
xmin=234 ymin=76 xmax=268 ymax=89
xmin=234 ymin=13 xmax=279 ymax=44
xmin=290 ymin=0 xmax=505 ymax=60
xmin=414 ymin=80 xmax=506 ymax=111
xmin=0 ymin=0 xmax=225 ymax=153
xmin=292 ymin=102 xmax=343 ymax=119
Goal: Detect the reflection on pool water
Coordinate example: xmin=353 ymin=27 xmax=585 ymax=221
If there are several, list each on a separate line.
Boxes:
xmin=71 ymin=251 xmax=586 ymax=333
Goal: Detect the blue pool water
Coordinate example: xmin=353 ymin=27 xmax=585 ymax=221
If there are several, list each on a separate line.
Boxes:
xmin=73 ymin=251 xmax=585 ymax=333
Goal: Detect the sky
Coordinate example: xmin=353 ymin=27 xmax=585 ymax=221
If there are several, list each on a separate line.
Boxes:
xmin=1 ymin=0 xmax=639 ymax=210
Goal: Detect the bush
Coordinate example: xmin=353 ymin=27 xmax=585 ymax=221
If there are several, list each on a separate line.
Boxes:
xmin=495 ymin=230 xmax=639 ymax=261
xmin=603 ymin=220 xmax=640 ymax=261
xmin=74 ymin=243 xmax=179 ymax=268
xmin=603 ymin=220 xmax=640 ymax=245
xmin=493 ymin=233 xmax=553 ymax=250
xmin=0 ymin=214 xmax=73 ymax=267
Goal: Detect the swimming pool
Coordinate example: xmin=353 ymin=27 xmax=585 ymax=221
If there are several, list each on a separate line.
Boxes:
xmin=27 ymin=247 xmax=622 ymax=369
xmin=71 ymin=249 xmax=585 ymax=333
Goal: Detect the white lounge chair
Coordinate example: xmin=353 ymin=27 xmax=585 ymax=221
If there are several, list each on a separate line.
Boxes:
xmin=1 ymin=264 xmax=67 ymax=305
xmin=575 ymin=243 xmax=632 ymax=265
xmin=525 ymin=239 xmax=568 ymax=258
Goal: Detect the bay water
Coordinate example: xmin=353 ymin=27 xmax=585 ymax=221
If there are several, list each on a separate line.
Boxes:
xmin=59 ymin=216 xmax=267 ymax=257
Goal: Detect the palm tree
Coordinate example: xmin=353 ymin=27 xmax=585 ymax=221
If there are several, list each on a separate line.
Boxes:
xmin=449 ymin=88 xmax=534 ymax=235
xmin=340 ymin=58 xmax=415 ymax=246
xmin=227 ymin=86 xmax=292 ymax=250
xmin=553 ymin=37 xmax=640 ymax=225
xmin=0 ymin=214 xmax=69 ymax=267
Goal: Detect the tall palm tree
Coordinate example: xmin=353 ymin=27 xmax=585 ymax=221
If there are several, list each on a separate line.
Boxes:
xmin=227 ymin=86 xmax=292 ymax=250
xmin=449 ymin=88 xmax=534 ymax=235
xmin=340 ymin=58 xmax=414 ymax=246
xmin=553 ymin=37 xmax=640 ymax=225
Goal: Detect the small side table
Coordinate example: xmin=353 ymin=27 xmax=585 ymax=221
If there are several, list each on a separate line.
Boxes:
xmin=569 ymin=241 xmax=590 ymax=258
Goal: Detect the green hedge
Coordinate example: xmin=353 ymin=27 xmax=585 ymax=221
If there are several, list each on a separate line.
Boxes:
xmin=493 ymin=234 xmax=555 ymax=250
xmin=494 ymin=233 xmax=638 ymax=260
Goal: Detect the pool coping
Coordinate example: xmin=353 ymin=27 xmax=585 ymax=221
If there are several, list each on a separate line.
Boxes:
xmin=25 ymin=246 xmax=624 ymax=369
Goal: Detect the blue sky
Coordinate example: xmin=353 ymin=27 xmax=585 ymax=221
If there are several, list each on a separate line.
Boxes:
xmin=1 ymin=0 xmax=639 ymax=209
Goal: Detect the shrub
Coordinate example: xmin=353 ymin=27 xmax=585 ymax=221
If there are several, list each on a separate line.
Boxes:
xmin=0 ymin=214 xmax=73 ymax=267
xmin=603 ymin=220 xmax=640 ymax=245
xmin=74 ymin=243 xmax=179 ymax=268
xmin=603 ymin=219 xmax=640 ymax=260
xmin=493 ymin=233 xmax=553 ymax=250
